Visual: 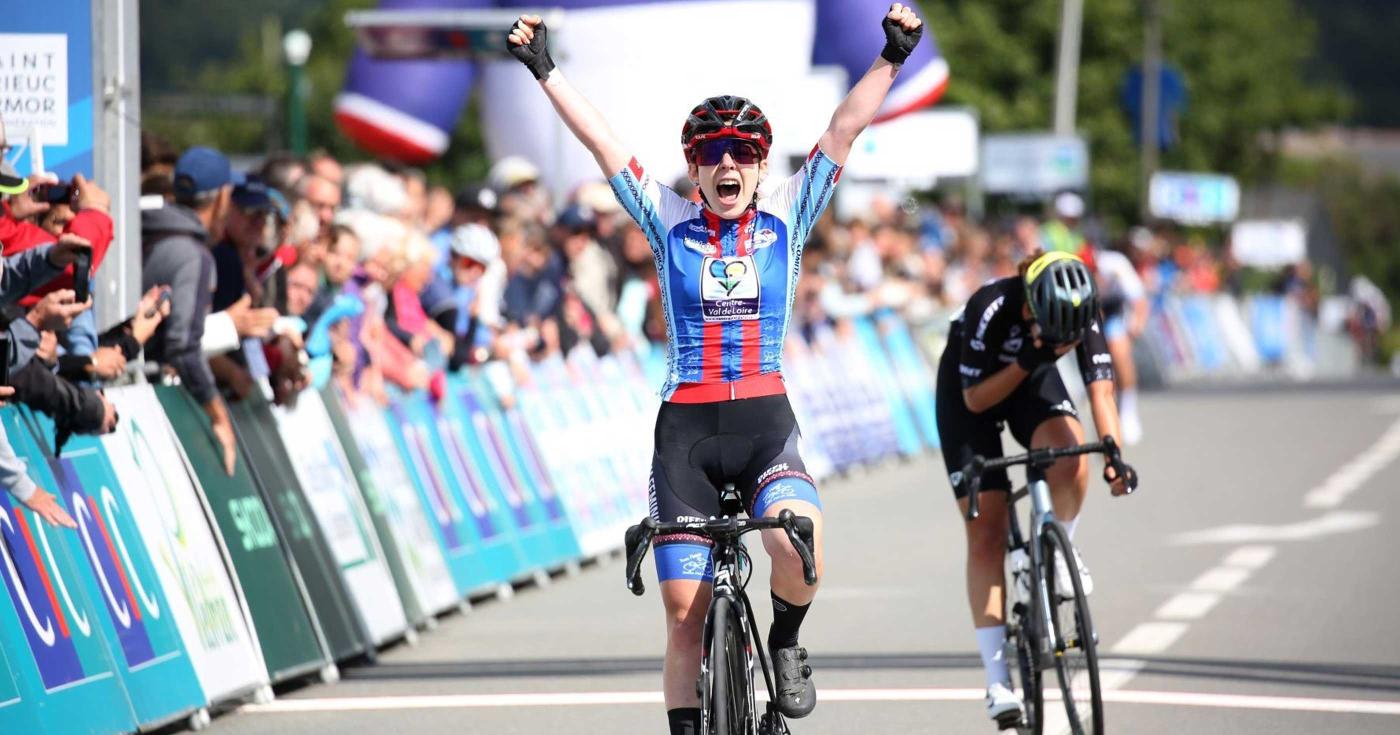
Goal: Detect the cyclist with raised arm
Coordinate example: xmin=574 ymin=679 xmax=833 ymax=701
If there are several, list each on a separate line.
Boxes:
xmin=935 ymin=250 xmax=1134 ymax=726
xmin=508 ymin=6 xmax=923 ymax=733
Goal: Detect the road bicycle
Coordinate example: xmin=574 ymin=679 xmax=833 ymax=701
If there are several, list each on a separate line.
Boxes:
xmin=625 ymin=486 xmax=818 ymax=735
xmin=961 ymin=437 xmax=1137 ymax=734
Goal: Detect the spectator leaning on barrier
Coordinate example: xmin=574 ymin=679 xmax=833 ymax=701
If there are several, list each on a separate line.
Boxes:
xmin=141 ymin=146 xmax=240 ymax=475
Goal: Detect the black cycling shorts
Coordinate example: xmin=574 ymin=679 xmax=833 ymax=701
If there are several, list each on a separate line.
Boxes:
xmin=935 ymin=341 xmax=1080 ymax=499
xmin=650 ymin=394 xmax=821 ymax=583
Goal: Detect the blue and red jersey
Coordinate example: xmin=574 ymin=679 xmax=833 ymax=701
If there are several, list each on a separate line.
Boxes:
xmin=609 ymin=145 xmax=842 ymax=400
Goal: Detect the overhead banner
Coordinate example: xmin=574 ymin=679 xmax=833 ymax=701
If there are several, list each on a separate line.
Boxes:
xmin=154 ymin=386 xmax=327 ymax=683
xmin=101 ymin=386 xmax=267 ymax=704
xmin=273 ymin=391 xmax=408 ymax=646
xmin=0 ymin=408 xmax=134 ymax=735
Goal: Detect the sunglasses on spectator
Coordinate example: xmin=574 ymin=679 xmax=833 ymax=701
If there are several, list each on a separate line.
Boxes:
xmin=694 ymin=139 xmax=762 ymax=166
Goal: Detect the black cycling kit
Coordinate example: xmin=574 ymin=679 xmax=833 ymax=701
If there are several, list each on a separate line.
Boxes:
xmin=936 ymin=277 xmax=1115 ymax=498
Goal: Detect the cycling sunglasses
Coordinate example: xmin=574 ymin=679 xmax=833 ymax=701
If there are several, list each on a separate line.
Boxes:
xmin=694 ymin=138 xmax=763 ymax=166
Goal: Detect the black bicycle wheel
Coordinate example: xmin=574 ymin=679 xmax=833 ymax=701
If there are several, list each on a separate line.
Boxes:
xmin=1007 ymin=576 xmax=1044 ymax=734
xmin=705 ymin=597 xmax=753 ymax=735
xmin=1042 ymin=522 xmax=1103 ymax=734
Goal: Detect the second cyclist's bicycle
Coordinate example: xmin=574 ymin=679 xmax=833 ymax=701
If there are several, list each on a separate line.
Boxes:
xmin=625 ymin=486 xmax=818 ymax=735
xmin=961 ymin=437 xmax=1137 ymax=735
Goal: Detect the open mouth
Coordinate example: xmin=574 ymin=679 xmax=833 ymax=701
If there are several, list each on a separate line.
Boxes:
xmin=716 ymin=179 xmax=742 ymax=205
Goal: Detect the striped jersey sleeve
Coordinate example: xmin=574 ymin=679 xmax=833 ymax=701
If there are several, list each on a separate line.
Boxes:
xmin=760 ymin=144 xmax=843 ymax=255
xmin=608 ymin=158 xmax=695 ymax=255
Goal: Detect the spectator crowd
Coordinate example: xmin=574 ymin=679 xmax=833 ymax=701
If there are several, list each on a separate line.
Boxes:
xmin=2 ymin=111 xmax=1369 ymax=528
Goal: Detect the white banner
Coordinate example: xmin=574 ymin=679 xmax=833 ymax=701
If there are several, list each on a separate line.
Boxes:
xmin=273 ymin=392 xmax=408 ymax=645
xmin=341 ymin=396 xmax=461 ymax=616
xmin=100 ymin=386 xmax=267 ymax=704
xmin=0 ymin=34 xmax=69 ymax=146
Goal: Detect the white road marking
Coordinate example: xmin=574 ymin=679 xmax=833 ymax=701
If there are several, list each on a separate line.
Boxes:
xmin=1155 ymin=591 xmax=1222 ymax=620
xmin=1110 ymin=622 xmax=1189 ymax=656
xmin=237 ymin=688 xmax=1400 ymax=716
xmin=1190 ymin=566 xmax=1252 ymax=593
xmin=1222 ymin=545 xmax=1276 ymax=569
xmin=1170 ymin=510 xmax=1380 ymax=545
xmin=1304 ymin=417 xmax=1400 ymax=508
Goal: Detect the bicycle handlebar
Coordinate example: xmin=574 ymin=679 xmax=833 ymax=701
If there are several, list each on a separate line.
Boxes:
xmin=624 ymin=510 xmax=818 ymax=596
xmin=962 ymin=436 xmax=1139 ymax=522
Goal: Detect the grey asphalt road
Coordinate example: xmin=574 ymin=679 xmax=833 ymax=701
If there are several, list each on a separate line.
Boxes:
xmin=198 ymin=386 xmax=1400 ymax=735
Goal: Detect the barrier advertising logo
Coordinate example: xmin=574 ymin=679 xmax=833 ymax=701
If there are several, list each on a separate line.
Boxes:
xmin=53 ymin=459 xmax=157 ymax=668
xmin=0 ymin=492 xmax=86 ymax=689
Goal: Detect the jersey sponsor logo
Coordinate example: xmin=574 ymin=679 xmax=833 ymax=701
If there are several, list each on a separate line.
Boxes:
xmin=682 ymin=237 xmax=711 ymax=255
xmin=679 ymin=551 xmax=712 ymax=577
xmin=1004 ymin=337 xmax=1023 ymax=353
xmin=1053 ymin=399 xmax=1079 ymax=416
xmin=959 ymin=364 xmax=982 ymax=378
xmin=761 ymin=483 xmax=799 ymax=504
xmin=755 ymin=463 xmax=789 ymax=486
xmin=969 ymin=338 xmax=986 ymax=352
xmin=675 ymin=515 xmax=708 ymax=524
xmin=688 ymin=222 xmax=709 ymax=233
xmin=1092 ymin=353 xmax=1112 ymax=365
xmin=1091 ymin=322 xmax=1100 ymax=333
xmin=975 ymin=296 xmax=1004 ymax=340
xmin=700 ymin=255 xmax=760 ymax=321
xmin=752 ymin=228 xmax=778 ymax=250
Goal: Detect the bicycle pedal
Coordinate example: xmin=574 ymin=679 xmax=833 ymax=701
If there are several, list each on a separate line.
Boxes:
xmin=759 ymin=712 xmax=791 ymax=735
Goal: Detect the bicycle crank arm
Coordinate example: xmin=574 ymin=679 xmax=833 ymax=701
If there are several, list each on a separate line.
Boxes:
xmin=759 ymin=706 xmax=791 ymax=735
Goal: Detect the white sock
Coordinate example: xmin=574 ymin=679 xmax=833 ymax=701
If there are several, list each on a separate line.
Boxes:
xmin=1120 ymin=388 xmax=1139 ymax=418
xmin=975 ymin=625 xmax=1010 ymax=688
xmin=1063 ymin=515 xmax=1080 ymax=540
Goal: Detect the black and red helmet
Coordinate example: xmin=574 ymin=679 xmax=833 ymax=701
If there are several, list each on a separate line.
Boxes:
xmin=680 ymin=95 xmax=773 ymax=161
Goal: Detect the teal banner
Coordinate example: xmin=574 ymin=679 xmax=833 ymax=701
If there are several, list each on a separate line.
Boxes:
xmin=28 ymin=410 xmax=206 ymax=727
xmin=0 ymin=408 xmax=135 ymax=735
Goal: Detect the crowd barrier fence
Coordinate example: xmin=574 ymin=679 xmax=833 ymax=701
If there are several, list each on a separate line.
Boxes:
xmin=0 ymin=315 xmax=939 ymax=733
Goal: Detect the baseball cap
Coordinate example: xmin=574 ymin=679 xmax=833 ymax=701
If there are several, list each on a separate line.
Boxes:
xmin=232 ymin=175 xmax=290 ymax=220
xmin=455 ymin=183 xmax=499 ymax=214
xmin=450 ymin=223 xmax=500 ymax=265
xmin=0 ymin=158 xmax=27 ymax=196
xmin=555 ymin=203 xmax=595 ymax=232
xmin=174 ymin=146 xmax=244 ymax=200
xmin=488 ymin=156 xmax=540 ymax=191
xmin=1054 ymin=191 xmax=1085 ymax=219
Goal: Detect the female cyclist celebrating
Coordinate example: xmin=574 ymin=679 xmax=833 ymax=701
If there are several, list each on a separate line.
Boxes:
xmin=508 ymin=5 xmax=923 ymax=733
xmin=935 ymin=250 xmax=1135 ymax=725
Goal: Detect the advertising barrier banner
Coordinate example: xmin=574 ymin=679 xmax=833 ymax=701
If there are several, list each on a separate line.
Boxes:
xmin=100 ymin=386 xmax=267 ymax=706
xmin=0 ymin=408 xmax=135 ymax=735
xmin=33 ymin=411 xmax=206 ymax=728
xmin=336 ymin=392 xmax=461 ymax=614
xmin=273 ymin=391 xmax=408 ymax=645
xmin=229 ymin=394 xmax=368 ymax=661
xmin=154 ymin=386 xmax=327 ymax=682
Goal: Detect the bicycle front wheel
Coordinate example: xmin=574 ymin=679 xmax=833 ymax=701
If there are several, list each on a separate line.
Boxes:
xmin=704 ymin=597 xmax=754 ymax=735
xmin=1042 ymin=522 xmax=1103 ymax=734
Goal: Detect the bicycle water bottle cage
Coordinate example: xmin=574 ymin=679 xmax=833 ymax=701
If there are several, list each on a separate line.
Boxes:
xmin=720 ymin=483 xmax=743 ymax=517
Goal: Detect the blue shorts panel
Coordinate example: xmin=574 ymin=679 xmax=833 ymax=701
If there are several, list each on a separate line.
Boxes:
xmin=751 ymin=476 xmax=822 ymax=519
xmin=654 ymin=540 xmax=714 ymax=583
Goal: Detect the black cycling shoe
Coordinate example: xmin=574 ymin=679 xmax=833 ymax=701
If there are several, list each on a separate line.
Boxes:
xmin=771 ymin=646 xmax=816 ymax=718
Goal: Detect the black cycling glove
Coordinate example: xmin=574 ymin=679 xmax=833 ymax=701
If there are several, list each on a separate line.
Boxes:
xmin=507 ymin=19 xmax=555 ymax=80
xmin=881 ymin=15 xmax=924 ymax=65
xmin=1015 ymin=337 xmax=1060 ymax=372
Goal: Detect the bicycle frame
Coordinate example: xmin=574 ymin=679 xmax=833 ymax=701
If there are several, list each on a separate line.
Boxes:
xmin=1007 ymin=467 xmax=1065 ymax=662
xmin=700 ymin=532 xmax=768 ymax=733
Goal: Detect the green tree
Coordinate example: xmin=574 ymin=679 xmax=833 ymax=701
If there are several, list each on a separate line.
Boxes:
xmin=921 ymin=0 xmax=1346 ymax=223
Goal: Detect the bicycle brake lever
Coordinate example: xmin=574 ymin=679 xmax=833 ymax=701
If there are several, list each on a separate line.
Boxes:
xmin=624 ymin=519 xmax=655 ymax=596
xmin=781 ymin=510 xmax=818 ymax=586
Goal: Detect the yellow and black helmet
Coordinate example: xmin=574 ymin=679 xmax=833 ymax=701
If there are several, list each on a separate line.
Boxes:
xmin=1024 ymin=251 xmax=1097 ymax=345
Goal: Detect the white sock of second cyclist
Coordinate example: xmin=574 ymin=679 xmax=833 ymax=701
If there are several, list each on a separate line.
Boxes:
xmin=976 ymin=625 xmax=1011 ymax=688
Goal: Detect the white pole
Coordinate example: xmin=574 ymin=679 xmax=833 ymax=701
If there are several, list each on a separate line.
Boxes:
xmin=1052 ymin=0 xmax=1085 ymax=137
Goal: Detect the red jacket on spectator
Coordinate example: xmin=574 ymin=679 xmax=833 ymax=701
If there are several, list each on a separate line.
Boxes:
xmin=0 ymin=201 xmax=115 ymax=306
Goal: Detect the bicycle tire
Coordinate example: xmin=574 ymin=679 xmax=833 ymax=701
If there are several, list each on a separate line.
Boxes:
xmin=1042 ymin=522 xmax=1103 ymax=734
xmin=1008 ymin=573 xmax=1044 ymax=734
xmin=705 ymin=597 xmax=754 ymax=735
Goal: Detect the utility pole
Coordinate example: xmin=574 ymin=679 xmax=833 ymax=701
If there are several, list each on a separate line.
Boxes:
xmin=1053 ymin=0 xmax=1085 ymax=137
xmin=1140 ymin=0 xmax=1162 ymax=221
